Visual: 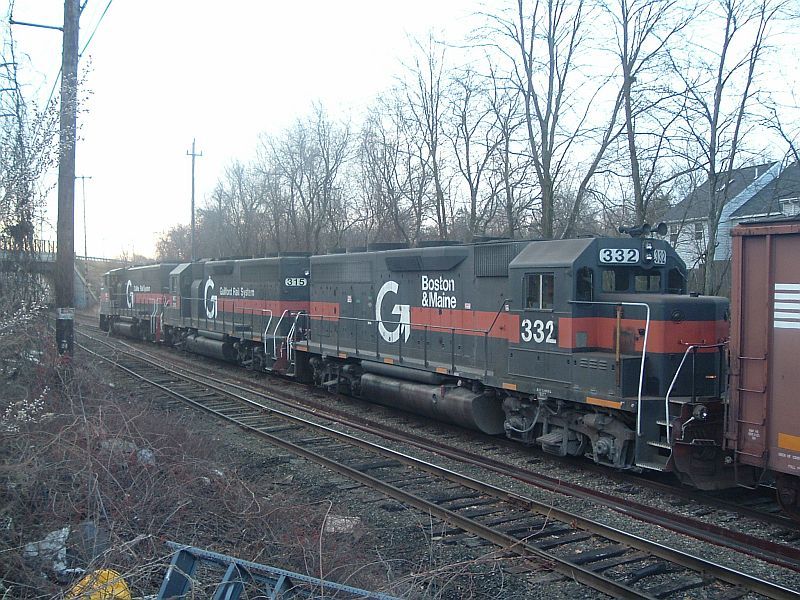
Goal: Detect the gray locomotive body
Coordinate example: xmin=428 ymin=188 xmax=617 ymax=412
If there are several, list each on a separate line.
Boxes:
xmin=301 ymin=237 xmax=731 ymax=485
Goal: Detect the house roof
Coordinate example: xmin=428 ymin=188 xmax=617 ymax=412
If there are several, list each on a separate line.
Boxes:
xmin=663 ymin=162 xmax=777 ymax=222
xmin=731 ymin=161 xmax=800 ymax=217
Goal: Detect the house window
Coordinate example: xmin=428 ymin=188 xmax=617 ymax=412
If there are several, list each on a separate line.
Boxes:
xmin=781 ymin=198 xmax=800 ymax=216
xmin=694 ymin=222 xmax=704 ymax=242
xmin=669 ymin=223 xmax=679 ymax=246
xmin=524 ymin=273 xmax=554 ymax=310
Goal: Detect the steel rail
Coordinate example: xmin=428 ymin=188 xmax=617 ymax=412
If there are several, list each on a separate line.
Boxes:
xmin=75 ymin=322 xmax=800 ymax=569
xmin=78 ymin=338 xmax=647 ymax=599
xmin=76 ymin=330 xmax=799 ymax=599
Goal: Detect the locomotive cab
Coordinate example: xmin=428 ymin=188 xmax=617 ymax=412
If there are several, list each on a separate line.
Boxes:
xmin=504 ymin=236 xmax=730 ymax=483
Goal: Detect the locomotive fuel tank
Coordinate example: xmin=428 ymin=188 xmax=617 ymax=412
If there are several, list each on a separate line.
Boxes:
xmin=184 ymin=334 xmax=237 ymax=362
xmin=110 ymin=321 xmax=140 ymax=339
xmin=359 ymin=373 xmax=505 ymax=435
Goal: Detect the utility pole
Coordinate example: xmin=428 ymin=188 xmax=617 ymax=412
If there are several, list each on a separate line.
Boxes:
xmin=55 ymin=0 xmax=80 ymax=356
xmin=186 ymin=139 xmax=202 ymax=261
xmin=76 ymin=175 xmax=92 ymax=265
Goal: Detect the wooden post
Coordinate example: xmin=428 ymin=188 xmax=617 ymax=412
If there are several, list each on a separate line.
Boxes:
xmin=55 ymin=0 xmax=80 ymax=355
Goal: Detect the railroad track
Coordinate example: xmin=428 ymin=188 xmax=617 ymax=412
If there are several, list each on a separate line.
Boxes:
xmin=74 ymin=317 xmax=800 ymax=571
xmin=75 ymin=325 xmax=799 ymax=599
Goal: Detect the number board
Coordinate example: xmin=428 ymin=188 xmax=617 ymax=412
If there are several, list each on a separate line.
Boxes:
xmin=599 ymin=248 xmax=639 ymax=264
xmin=521 ymin=319 xmax=557 ymax=344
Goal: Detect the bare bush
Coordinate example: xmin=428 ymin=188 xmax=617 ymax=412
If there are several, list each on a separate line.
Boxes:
xmin=0 ymin=336 xmax=387 ymax=597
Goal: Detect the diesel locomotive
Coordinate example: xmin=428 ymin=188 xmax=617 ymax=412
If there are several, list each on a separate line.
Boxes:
xmin=100 ymin=230 xmax=766 ymax=496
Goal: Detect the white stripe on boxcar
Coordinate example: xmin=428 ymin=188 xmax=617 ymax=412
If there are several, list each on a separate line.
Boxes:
xmin=774 ymin=302 xmax=800 ymax=311
xmin=775 ymin=283 xmax=800 ymax=291
xmin=773 ymin=312 xmax=800 ymax=321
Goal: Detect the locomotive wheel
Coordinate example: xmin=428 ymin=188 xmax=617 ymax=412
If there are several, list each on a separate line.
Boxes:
xmin=775 ymin=473 xmax=800 ymax=521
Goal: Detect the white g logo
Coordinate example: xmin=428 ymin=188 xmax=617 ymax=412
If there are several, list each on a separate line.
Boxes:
xmin=126 ymin=280 xmax=134 ymax=308
xmin=204 ymin=276 xmax=217 ymax=319
xmin=375 ymin=280 xmax=410 ymax=343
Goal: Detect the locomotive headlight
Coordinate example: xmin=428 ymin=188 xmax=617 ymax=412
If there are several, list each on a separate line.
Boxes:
xmin=644 ymin=241 xmax=654 ymax=251
xmin=644 ymin=252 xmax=653 ymax=263
xmin=692 ymin=404 xmax=709 ymax=421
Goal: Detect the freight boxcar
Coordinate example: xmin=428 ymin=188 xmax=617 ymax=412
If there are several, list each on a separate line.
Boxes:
xmin=99 ymin=263 xmax=177 ymax=340
xmin=163 ymin=255 xmax=310 ymax=374
xmin=299 ymin=236 xmax=730 ymax=485
xmin=728 ymin=217 xmax=800 ymax=518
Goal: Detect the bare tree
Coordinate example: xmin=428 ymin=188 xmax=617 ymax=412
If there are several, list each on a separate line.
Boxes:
xmin=674 ymin=0 xmax=782 ymax=293
xmin=261 ymin=108 xmax=354 ymax=253
xmin=209 ymin=160 xmax=266 ymax=257
xmin=604 ymin=0 xmax=694 ymax=223
xmin=155 ymin=224 xmax=191 ymax=261
xmin=760 ymin=95 xmax=800 ymax=164
xmin=402 ymin=35 xmax=451 ymax=239
xmin=359 ymin=106 xmax=409 ymax=243
xmin=0 ymin=31 xmax=58 ymax=305
xmin=313 ymin=105 xmax=354 ymax=249
xmin=446 ymin=68 xmax=501 ymax=240
xmin=485 ymin=64 xmax=536 ymax=238
xmin=481 ymin=0 xmax=625 ymax=239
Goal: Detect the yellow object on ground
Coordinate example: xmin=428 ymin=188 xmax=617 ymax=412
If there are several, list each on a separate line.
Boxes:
xmin=66 ymin=569 xmax=132 ymax=599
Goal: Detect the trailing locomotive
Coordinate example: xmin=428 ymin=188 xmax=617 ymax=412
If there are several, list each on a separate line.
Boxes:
xmin=101 ymin=255 xmax=310 ymax=375
xmin=100 ymin=231 xmax=737 ymax=492
xmin=100 ymin=263 xmax=176 ymax=339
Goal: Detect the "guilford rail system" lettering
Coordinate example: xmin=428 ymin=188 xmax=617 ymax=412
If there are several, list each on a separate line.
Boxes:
xmin=421 ymin=275 xmax=456 ymax=308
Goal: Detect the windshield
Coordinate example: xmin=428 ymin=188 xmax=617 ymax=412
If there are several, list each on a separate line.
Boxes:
xmin=602 ymin=267 xmax=661 ymax=293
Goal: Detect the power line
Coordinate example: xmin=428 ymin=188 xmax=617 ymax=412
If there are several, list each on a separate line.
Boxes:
xmin=23 ymin=0 xmax=114 ymax=113
xmin=79 ymin=0 xmax=113 ymax=57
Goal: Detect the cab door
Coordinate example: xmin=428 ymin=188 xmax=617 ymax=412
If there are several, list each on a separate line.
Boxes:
xmin=507 ymin=271 xmax=561 ymax=383
xmin=519 ymin=272 xmax=558 ymax=346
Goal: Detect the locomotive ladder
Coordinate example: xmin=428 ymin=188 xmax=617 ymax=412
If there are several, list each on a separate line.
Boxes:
xmin=731 ymin=352 xmax=769 ymax=484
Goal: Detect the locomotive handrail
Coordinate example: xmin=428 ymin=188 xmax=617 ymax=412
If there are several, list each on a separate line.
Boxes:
xmin=305 ymin=312 xmax=505 ymax=336
xmin=177 ymin=296 xmax=272 ymax=338
xmin=261 ymin=310 xmax=274 ymax=357
xmin=304 ymin=310 xmax=513 ymax=375
xmin=286 ymin=311 xmax=307 ymax=365
xmin=272 ymin=309 xmax=292 ymax=359
xmin=485 ymin=298 xmax=512 ymax=376
xmin=665 ymin=341 xmax=728 ymax=445
xmin=150 ymin=301 xmax=158 ymax=337
xmin=571 ymin=300 xmax=651 ymax=436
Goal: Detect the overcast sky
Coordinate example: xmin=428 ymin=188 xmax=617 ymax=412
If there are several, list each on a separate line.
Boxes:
xmin=4 ymin=1 xmax=798 ymax=259
xmin=4 ymin=0 xmax=479 ymax=257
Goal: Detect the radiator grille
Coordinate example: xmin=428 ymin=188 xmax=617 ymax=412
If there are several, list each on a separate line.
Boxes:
xmin=474 ymin=243 xmax=523 ymax=277
xmin=579 ymin=358 xmax=608 ymax=370
xmin=314 ymin=261 xmax=372 ymax=283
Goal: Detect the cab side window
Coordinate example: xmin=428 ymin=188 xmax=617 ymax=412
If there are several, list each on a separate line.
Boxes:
xmin=524 ymin=273 xmax=554 ymax=310
xmin=576 ymin=267 xmax=593 ymax=301
xmin=667 ymin=268 xmax=685 ymax=294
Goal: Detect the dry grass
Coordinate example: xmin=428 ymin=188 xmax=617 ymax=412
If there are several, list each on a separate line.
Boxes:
xmin=0 ymin=308 xmax=388 ymax=598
